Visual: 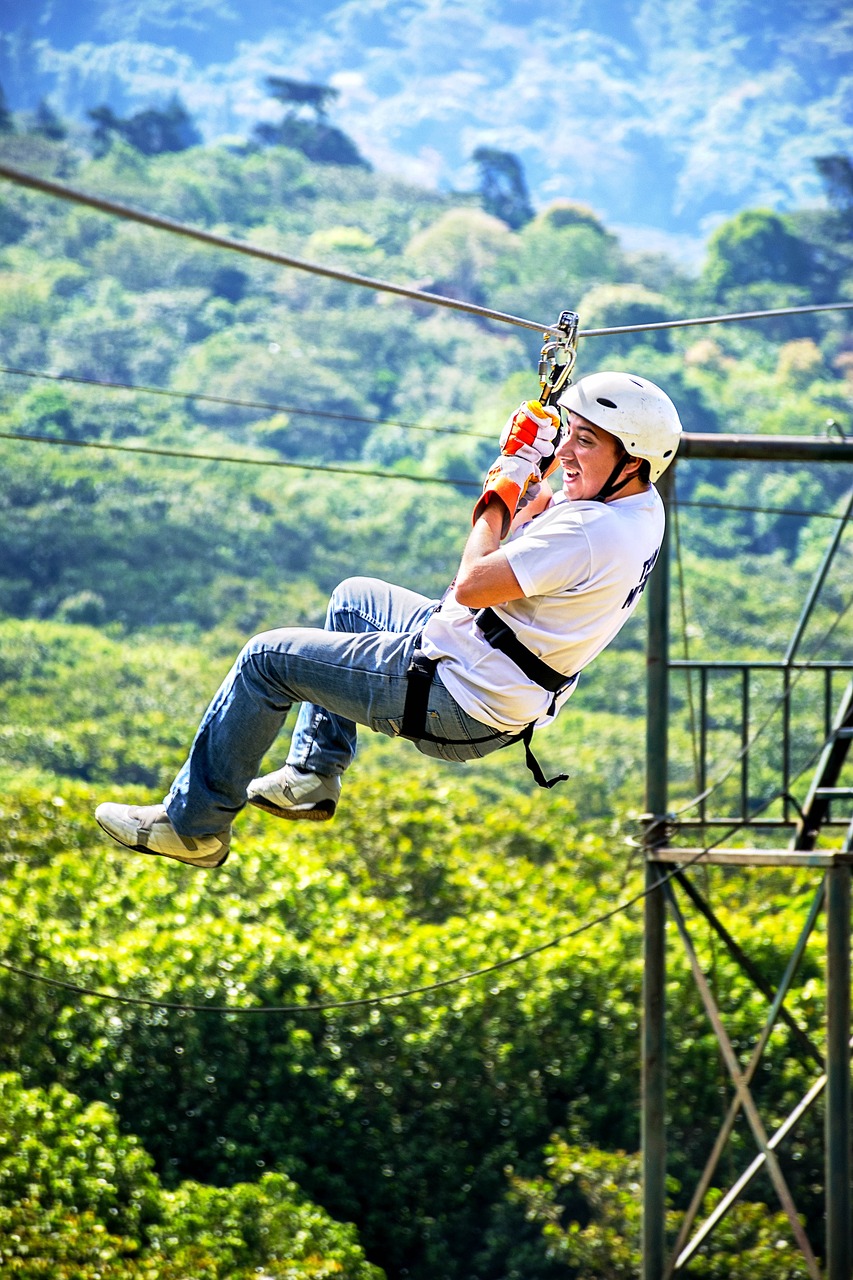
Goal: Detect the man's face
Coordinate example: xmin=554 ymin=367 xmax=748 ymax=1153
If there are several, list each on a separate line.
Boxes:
xmin=555 ymin=411 xmax=626 ymax=501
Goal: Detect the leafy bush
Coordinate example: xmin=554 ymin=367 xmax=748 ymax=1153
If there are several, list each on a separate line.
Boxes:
xmin=506 ymin=1139 xmax=813 ymax=1280
xmin=0 ymin=759 xmax=826 ymax=1280
xmin=0 ymin=1072 xmax=383 ymax=1279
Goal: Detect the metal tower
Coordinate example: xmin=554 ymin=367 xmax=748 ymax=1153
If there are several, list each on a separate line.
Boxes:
xmin=642 ymin=434 xmax=853 ymax=1280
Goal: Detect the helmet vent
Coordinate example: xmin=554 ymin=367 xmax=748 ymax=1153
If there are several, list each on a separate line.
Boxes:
xmin=596 ymin=397 xmax=618 ymax=408
xmin=664 ymin=449 xmax=672 ymax=457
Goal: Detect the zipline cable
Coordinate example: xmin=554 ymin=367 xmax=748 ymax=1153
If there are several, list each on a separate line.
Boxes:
xmin=9 ymin=578 xmax=851 ymax=1019
xmin=580 ymin=302 xmax=853 ymax=337
xmin=2 ymin=425 xmax=851 ymax=523
xmin=0 ymin=161 xmax=561 ymax=337
xmin=1 ymin=161 xmax=851 ymax=338
xmin=3 ymin=694 xmax=844 ymax=1018
xmin=4 ymin=365 xmax=853 ymax=520
xmin=0 ymin=364 xmax=494 ymax=441
xmin=0 ymin=168 xmax=850 ymax=1015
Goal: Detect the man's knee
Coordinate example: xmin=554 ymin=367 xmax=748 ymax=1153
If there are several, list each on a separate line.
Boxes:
xmin=328 ymin=576 xmax=381 ymax=621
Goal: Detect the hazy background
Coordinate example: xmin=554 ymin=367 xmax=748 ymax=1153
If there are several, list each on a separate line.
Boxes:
xmin=2 ymin=0 xmax=851 ymax=263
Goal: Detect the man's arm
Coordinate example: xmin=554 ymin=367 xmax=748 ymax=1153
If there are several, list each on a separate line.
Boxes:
xmin=454 ymin=502 xmax=526 ymax=608
xmin=457 ymin=401 xmax=560 ymax=607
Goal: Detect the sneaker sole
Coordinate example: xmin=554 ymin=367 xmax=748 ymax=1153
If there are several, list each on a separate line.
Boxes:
xmin=247 ymin=796 xmax=336 ymax=821
xmin=95 ymin=816 xmax=228 ymax=868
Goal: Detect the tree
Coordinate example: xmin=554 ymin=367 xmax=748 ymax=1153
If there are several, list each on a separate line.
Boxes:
xmin=122 ymin=96 xmax=201 ymax=155
xmin=406 ymin=207 xmax=514 ymax=303
xmin=506 ymin=1139 xmax=814 ymax=1280
xmin=0 ymin=1073 xmax=383 ymax=1279
xmin=253 ymin=75 xmax=368 ymax=168
xmin=88 ymin=96 xmax=201 ymax=157
xmin=266 ymin=76 xmax=340 ymax=118
xmin=814 ymin=154 xmax=853 ymax=215
xmin=701 ymin=209 xmax=815 ymax=297
xmin=87 ymin=104 xmax=121 ymax=157
xmin=0 ymin=81 xmax=15 ymax=133
xmin=31 ymin=99 xmax=66 ymax=140
xmin=471 ymin=146 xmax=534 ymax=230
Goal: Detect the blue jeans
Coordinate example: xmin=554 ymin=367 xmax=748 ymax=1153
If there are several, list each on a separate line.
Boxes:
xmin=165 ymin=577 xmax=514 ymax=836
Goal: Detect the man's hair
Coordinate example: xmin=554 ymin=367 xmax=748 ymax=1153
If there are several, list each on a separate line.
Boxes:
xmin=637 ymin=458 xmax=652 ymax=484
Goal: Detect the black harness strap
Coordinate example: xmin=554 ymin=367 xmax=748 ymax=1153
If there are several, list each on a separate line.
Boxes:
xmin=400 ymin=627 xmax=571 ymax=788
xmin=401 ymin=649 xmax=439 ymax=740
xmin=519 ymin=723 xmax=569 ymax=789
xmin=401 ymin=649 xmax=502 ymax=745
xmin=473 ymin=607 xmax=576 ymax=696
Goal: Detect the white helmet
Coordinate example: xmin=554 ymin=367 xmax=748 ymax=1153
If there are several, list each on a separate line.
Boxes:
xmin=557 ymin=372 xmax=682 ymax=482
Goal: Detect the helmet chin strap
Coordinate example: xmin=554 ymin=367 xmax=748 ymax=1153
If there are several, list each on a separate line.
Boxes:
xmin=594 ymin=449 xmax=634 ymax=503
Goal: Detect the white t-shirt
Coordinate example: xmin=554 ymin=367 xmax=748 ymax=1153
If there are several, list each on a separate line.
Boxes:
xmin=420 ymin=486 xmax=665 ymax=732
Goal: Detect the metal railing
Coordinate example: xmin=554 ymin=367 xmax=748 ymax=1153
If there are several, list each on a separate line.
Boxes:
xmin=668 ymin=659 xmax=853 ymax=832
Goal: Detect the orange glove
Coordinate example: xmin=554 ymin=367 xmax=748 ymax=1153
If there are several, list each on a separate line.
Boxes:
xmin=499 ymin=400 xmax=560 ymax=464
xmin=472 ymin=454 xmax=539 ymax=538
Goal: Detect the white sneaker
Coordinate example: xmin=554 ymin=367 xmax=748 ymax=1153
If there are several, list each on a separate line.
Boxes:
xmin=95 ymin=803 xmax=230 ymax=868
xmin=247 ymin=765 xmax=341 ymax=821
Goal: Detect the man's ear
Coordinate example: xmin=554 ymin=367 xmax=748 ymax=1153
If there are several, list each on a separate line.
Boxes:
xmin=622 ymin=454 xmax=644 ymax=480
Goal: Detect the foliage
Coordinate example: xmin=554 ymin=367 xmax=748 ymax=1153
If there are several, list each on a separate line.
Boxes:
xmin=0 ymin=129 xmax=849 ymax=640
xmin=701 ymin=209 xmax=819 ymax=299
xmin=471 ymin=147 xmax=534 ymax=230
xmin=0 ymin=744 xmax=830 ymax=1279
xmin=406 ymin=208 xmax=515 ymax=302
xmin=265 ymin=78 xmax=341 ymax=119
xmin=254 ymin=121 xmax=369 ymax=168
xmin=88 ymin=97 xmax=202 ymax=158
xmin=507 ymin=1139 xmax=812 ymax=1279
xmin=0 ymin=1072 xmax=383 ymax=1279
xmin=0 ymin=82 xmax=14 ymax=134
xmin=254 ymin=76 xmax=369 ymax=168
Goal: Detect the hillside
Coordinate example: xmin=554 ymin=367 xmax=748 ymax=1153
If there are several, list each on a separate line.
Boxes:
xmin=0 ymin=123 xmax=851 ymax=1278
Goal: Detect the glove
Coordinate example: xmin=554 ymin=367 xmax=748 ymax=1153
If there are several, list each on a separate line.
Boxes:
xmin=472 ymin=454 xmax=539 ymax=538
xmin=499 ymin=400 xmax=560 ymax=465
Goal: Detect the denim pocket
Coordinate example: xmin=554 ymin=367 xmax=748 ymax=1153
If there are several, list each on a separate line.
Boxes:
xmin=370 ymin=716 xmax=404 ymax=738
xmin=419 ymin=689 xmax=508 ymax=762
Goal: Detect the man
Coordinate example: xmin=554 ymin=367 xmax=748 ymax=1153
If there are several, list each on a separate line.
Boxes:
xmin=96 ymin=371 xmax=682 ymax=868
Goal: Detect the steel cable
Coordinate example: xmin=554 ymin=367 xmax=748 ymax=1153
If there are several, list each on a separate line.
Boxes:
xmin=1 ymin=161 xmax=851 ymax=339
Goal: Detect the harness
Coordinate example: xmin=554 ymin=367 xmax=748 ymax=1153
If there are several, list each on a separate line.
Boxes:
xmin=400 ymin=607 xmax=576 ymax=789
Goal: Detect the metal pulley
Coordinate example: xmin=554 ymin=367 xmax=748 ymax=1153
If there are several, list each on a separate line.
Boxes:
xmin=535 ymin=310 xmax=579 ymax=474
xmin=538 ymin=309 xmax=579 ymax=408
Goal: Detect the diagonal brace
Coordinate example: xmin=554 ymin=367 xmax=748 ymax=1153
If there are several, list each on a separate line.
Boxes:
xmin=674 ymin=870 xmax=824 ymax=1068
xmin=675 ymin=1045 xmax=852 ymax=1270
xmin=666 ymin=877 xmax=826 ymax=1275
xmin=665 ymin=885 xmax=822 ymax=1280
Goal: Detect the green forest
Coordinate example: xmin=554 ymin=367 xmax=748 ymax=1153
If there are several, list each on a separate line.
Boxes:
xmin=0 ymin=101 xmax=852 ymax=1280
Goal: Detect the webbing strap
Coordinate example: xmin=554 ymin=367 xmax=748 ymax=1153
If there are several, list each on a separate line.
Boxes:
xmin=520 ymin=724 xmax=570 ymax=789
xmin=473 ymin=608 xmax=576 ymax=695
xmin=401 ymin=650 xmax=438 ymax=739
xmin=400 ymin=645 xmax=568 ymax=788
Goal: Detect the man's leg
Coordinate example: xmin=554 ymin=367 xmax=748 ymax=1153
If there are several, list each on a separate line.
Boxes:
xmin=246 ymin=577 xmax=436 ymax=820
xmin=147 ymin=578 xmax=435 ymax=838
xmin=97 ymin=613 xmax=426 ymax=862
xmin=286 ymin=576 xmax=436 ymax=773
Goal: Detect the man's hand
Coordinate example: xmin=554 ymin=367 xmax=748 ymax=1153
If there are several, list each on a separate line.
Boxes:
xmin=499 ymin=400 xmax=560 ymax=465
xmin=472 ymin=454 xmax=539 ymax=538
